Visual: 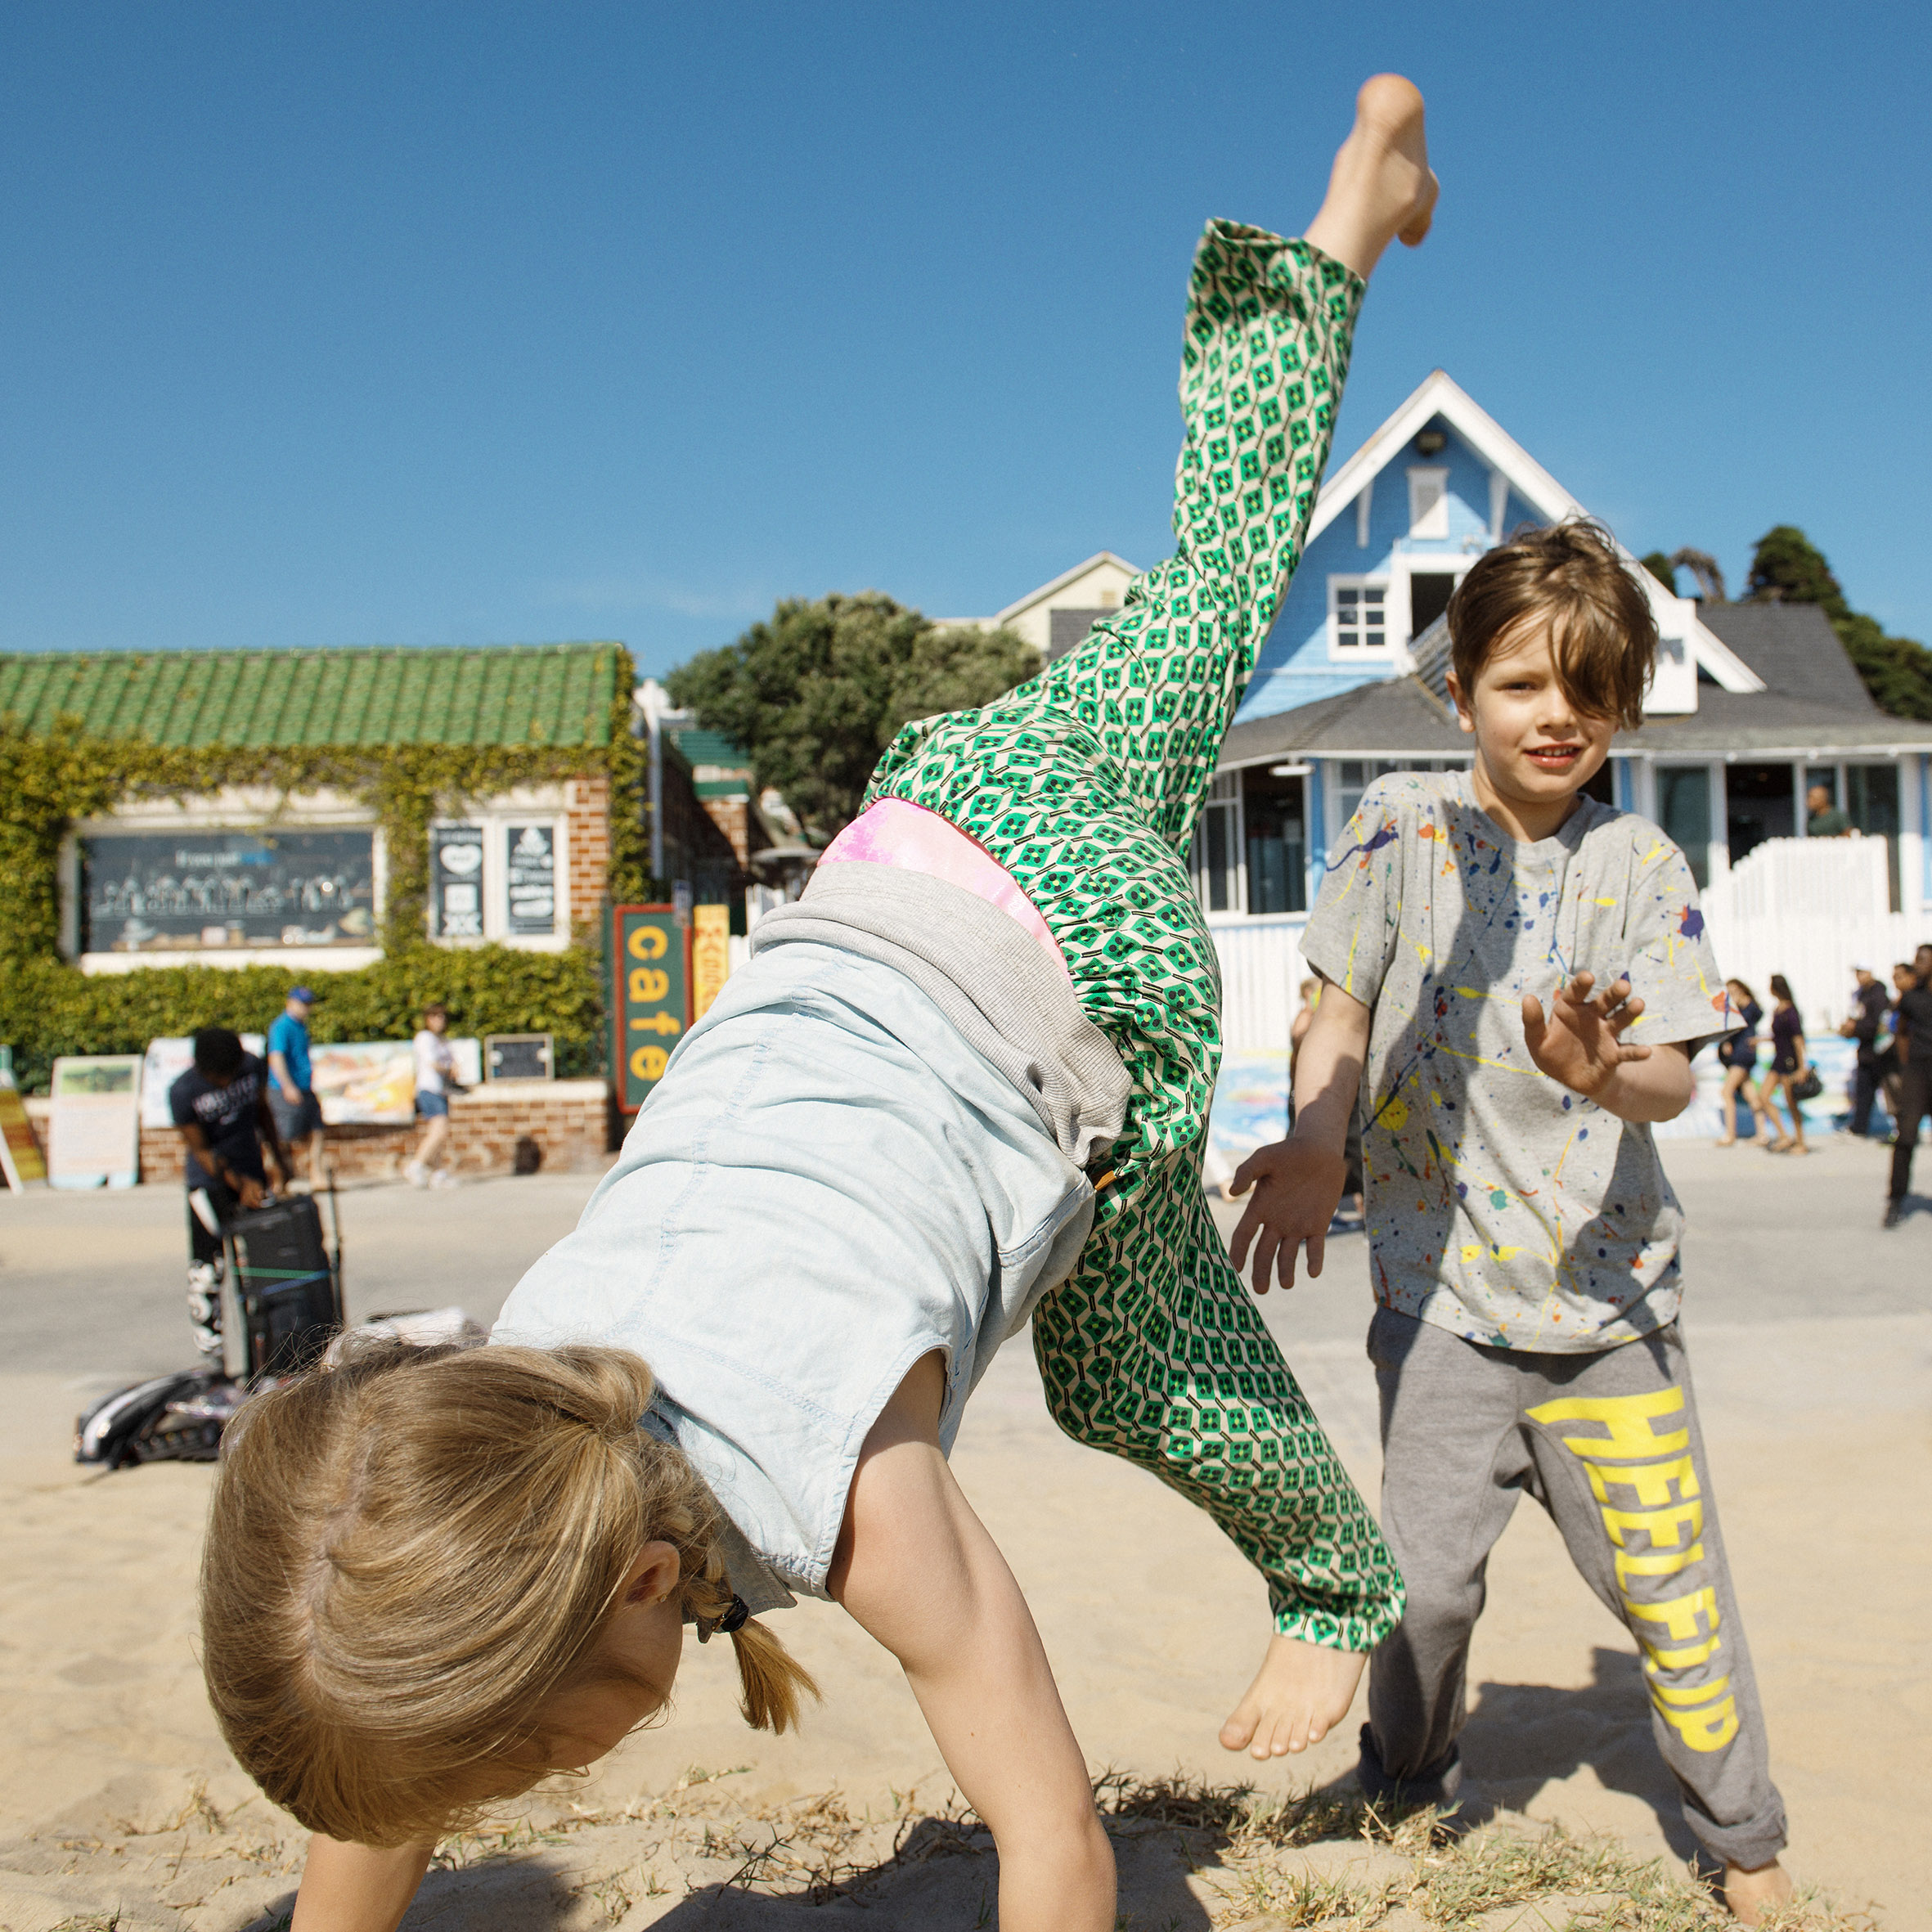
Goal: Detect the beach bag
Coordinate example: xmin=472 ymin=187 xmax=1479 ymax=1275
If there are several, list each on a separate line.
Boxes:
xmin=1790 ymin=1063 xmax=1823 ymax=1103
xmin=74 ymin=1368 xmax=251 ymax=1467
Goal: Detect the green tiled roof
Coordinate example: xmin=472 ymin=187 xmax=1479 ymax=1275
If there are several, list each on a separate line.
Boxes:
xmin=0 ymin=643 xmax=627 ymax=748
xmin=667 ymin=726 xmax=751 ymax=770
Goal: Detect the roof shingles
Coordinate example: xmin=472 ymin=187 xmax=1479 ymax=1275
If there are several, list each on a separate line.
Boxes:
xmin=0 ymin=645 xmax=625 ymax=750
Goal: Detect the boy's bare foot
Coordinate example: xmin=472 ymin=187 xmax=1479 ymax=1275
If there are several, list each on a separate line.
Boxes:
xmin=1219 ymin=1633 xmax=1365 ymax=1760
xmin=1723 ymin=1858 xmax=1793 ymax=1924
xmin=1304 ymin=74 xmax=1440 ymax=280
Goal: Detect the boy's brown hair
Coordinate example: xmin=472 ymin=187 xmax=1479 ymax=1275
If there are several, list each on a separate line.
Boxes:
xmin=200 ymin=1341 xmax=817 ymax=1847
xmin=1447 ymin=519 xmax=1657 ymax=730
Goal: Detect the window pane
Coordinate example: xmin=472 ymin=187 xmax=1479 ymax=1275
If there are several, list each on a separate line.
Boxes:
xmin=1204 ymin=806 xmax=1229 ymax=912
xmin=1848 ymin=762 xmax=1902 ymax=911
xmin=1656 ymin=766 xmax=1711 ymax=889
xmin=80 ymin=828 xmax=378 ymax=954
xmin=1242 ymin=768 xmax=1307 ymax=915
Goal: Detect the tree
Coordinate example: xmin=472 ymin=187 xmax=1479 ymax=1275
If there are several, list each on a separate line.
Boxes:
xmin=1745 ymin=525 xmax=1932 ymax=721
xmin=666 ymin=592 xmax=1040 ymax=838
xmin=1639 ymin=551 xmax=1678 ymax=594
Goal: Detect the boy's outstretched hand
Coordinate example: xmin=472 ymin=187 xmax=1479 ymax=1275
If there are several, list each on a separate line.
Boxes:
xmin=1227 ymin=1140 xmax=1348 ymax=1295
xmin=1521 ymin=970 xmax=1649 ymax=1099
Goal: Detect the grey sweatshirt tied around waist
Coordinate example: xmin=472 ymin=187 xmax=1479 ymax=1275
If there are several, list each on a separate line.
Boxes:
xmin=750 ymin=860 xmax=1130 ymax=1170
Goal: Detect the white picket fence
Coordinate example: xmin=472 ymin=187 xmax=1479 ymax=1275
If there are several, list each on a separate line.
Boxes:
xmin=1209 ymin=835 xmax=1909 ymax=1051
xmin=1701 ymin=836 xmax=1910 ymax=1033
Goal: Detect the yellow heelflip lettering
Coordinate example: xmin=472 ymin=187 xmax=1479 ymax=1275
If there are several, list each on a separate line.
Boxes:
xmin=1525 ymin=1387 xmax=1690 ymax=1461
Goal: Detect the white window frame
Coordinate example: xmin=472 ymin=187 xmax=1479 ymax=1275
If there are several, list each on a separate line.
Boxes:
xmin=1189 ymin=771 xmax=1246 ymax=915
xmin=1328 ymin=575 xmax=1393 ymax=662
xmin=1407 ymin=465 xmax=1450 ymax=540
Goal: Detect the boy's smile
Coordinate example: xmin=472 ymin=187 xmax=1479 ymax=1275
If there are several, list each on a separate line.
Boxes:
xmin=1446 ymin=618 xmax=1616 ymax=842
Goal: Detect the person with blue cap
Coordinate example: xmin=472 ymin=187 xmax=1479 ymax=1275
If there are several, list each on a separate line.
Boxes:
xmin=267 ymin=986 xmax=324 ymax=1189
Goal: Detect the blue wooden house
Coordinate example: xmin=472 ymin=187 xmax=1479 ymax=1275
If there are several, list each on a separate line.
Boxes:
xmin=999 ymin=371 xmax=1932 ymax=1047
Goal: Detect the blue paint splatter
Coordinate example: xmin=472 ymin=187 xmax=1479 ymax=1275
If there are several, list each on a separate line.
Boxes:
xmin=1678 ymin=905 xmax=1705 ymax=940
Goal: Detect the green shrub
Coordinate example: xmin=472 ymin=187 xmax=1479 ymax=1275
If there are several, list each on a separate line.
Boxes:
xmin=0 ymin=946 xmax=606 ymax=1094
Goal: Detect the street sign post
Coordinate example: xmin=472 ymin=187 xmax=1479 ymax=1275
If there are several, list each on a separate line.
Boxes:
xmin=611 ymin=905 xmax=690 ymax=1112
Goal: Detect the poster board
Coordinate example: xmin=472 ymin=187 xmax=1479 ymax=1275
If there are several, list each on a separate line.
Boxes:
xmin=310 ymin=1036 xmax=483 ymax=1125
xmin=612 ymin=905 xmax=690 ymax=1112
xmin=430 ymin=824 xmax=485 ymax=939
xmin=505 ymin=824 xmax=558 ymax=935
xmin=48 ymin=1055 xmax=143 ymax=1190
xmin=690 ymin=904 xmax=730 ymax=1025
xmin=141 ymin=1036 xmax=266 ymax=1129
xmin=0 ymin=1068 xmax=47 ymax=1191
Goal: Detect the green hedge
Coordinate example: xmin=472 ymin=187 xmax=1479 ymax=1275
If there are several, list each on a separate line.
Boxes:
xmin=0 ymin=946 xmax=606 ymax=1094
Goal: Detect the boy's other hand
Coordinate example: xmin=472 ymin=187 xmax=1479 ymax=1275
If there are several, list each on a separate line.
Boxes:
xmin=1227 ymin=1140 xmax=1348 ymax=1294
xmin=1521 ymin=971 xmax=1649 ymax=1099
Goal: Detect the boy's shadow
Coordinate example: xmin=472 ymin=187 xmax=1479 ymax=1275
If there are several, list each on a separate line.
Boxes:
xmin=1451 ymin=1645 xmax=1699 ymax=1861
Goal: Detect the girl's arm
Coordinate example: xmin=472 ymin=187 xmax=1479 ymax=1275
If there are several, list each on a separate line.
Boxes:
xmin=290 ymin=1836 xmax=435 ymax=1932
xmin=829 ymin=1353 xmax=1115 ymax=1932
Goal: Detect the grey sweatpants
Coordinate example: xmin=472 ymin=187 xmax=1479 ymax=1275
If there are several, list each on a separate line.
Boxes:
xmin=1359 ymin=1308 xmax=1786 ymax=1871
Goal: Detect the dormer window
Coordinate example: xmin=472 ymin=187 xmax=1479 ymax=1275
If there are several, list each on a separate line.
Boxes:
xmin=1330 ymin=577 xmax=1389 ymax=656
xmin=1407 ymin=466 xmax=1449 ymax=539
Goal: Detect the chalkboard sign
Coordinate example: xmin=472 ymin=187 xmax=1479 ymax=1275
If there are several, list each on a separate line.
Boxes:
xmin=431 ymin=824 xmax=484 ymax=939
xmin=81 ymin=829 xmax=375 ymax=953
xmin=486 ymin=1033 xmax=554 ymax=1082
xmin=505 ymin=824 xmax=557 ymax=935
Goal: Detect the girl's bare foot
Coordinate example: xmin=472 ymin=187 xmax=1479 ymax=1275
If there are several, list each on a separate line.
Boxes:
xmin=1723 ymin=1857 xmax=1793 ymax=1924
xmin=1304 ymin=74 xmax=1440 ymax=279
xmin=1219 ymin=1633 xmax=1365 ymax=1760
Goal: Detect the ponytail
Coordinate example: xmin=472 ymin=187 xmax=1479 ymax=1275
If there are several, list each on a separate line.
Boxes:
xmin=680 ymin=1548 xmax=818 ymax=1735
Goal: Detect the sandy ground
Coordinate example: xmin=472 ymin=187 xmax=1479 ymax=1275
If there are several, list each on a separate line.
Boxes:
xmin=0 ymin=1137 xmax=1926 ymax=1929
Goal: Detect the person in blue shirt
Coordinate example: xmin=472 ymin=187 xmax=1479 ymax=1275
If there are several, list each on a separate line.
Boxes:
xmin=267 ymin=988 xmax=323 ymax=1189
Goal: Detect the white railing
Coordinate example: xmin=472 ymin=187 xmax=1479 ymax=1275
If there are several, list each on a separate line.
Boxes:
xmin=1702 ymin=836 xmax=1908 ymax=1032
xmin=1209 ymin=916 xmax=1309 ymax=1054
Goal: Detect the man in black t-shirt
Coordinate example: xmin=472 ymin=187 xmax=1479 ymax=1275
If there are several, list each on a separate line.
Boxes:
xmin=169 ymin=1027 xmax=289 ymax=1361
xmin=1840 ymin=965 xmax=1892 ymax=1136
xmin=1885 ymin=963 xmax=1932 ymax=1228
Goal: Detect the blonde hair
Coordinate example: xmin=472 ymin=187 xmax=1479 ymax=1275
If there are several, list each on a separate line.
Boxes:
xmin=200 ymin=1341 xmax=817 ymax=1847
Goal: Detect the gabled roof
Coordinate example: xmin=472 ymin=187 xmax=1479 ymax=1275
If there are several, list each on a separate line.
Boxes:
xmin=0 ymin=643 xmax=627 ymax=748
xmin=1220 ymin=676 xmax=1468 ymax=766
xmin=1306 ymin=371 xmax=1764 ymax=696
xmin=1696 ymin=604 xmax=1876 ymax=714
xmin=995 ymin=551 xmax=1139 ymax=625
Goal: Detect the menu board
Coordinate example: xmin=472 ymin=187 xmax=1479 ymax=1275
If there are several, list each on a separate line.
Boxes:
xmin=505 ymin=824 xmax=557 ymax=935
xmin=0 ymin=1069 xmax=46 ymax=1191
xmin=431 ymin=824 xmax=484 ymax=939
xmin=81 ymin=829 xmax=375 ymax=954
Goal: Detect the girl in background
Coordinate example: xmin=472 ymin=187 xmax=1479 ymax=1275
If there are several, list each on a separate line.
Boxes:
xmin=1764 ymin=974 xmax=1808 ymax=1154
xmin=1714 ymin=977 xmax=1769 ymax=1146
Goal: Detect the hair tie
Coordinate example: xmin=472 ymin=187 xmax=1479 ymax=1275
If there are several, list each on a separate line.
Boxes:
xmin=696 ymin=1593 xmax=750 ymax=1642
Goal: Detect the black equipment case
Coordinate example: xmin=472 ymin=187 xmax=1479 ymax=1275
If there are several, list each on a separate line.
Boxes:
xmin=227 ymin=1193 xmax=343 ymax=1378
xmin=74 ymin=1184 xmax=344 ymax=1467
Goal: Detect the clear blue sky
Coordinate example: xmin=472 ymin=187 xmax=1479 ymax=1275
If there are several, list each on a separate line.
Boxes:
xmin=3 ymin=2 xmax=1927 ymax=677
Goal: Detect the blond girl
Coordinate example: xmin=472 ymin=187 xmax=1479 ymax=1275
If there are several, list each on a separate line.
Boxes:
xmin=202 ymin=79 xmax=1438 ymax=1932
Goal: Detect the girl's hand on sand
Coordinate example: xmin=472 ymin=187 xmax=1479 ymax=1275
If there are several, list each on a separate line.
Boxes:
xmin=1228 ymin=1139 xmax=1348 ymax=1294
xmin=1521 ymin=971 xmax=1649 ymax=1099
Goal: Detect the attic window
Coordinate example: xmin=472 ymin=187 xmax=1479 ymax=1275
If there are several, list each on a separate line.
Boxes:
xmin=1407 ymin=466 xmax=1449 ymax=540
xmin=1330 ymin=578 xmax=1389 ymax=655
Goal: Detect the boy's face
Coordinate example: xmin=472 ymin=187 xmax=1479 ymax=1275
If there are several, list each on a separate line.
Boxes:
xmin=1447 ymin=618 xmax=1615 ymax=820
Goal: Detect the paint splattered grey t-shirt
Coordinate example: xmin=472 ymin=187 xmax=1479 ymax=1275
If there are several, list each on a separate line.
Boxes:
xmin=1301 ymin=771 xmax=1735 ymax=1353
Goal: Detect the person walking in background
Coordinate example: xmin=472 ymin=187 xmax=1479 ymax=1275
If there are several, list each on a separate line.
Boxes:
xmin=266 ymin=988 xmax=324 ymax=1189
xmin=1764 ymin=976 xmax=1808 ymax=1155
xmin=1839 ymin=965 xmax=1890 ymax=1139
xmin=1880 ymin=961 xmax=1917 ymax=1131
xmin=1714 ymin=977 xmax=1770 ymax=1147
xmin=405 ymin=1004 xmax=463 ymax=1189
xmin=1884 ymin=956 xmax=1932 ymax=1228
xmin=170 ymin=1027 xmax=289 ymax=1361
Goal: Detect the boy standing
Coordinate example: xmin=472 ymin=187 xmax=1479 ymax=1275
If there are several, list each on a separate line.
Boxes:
xmin=1230 ymin=522 xmax=1791 ymax=1921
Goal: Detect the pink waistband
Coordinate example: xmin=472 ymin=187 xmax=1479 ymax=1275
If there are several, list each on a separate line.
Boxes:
xmin=818 ymin=799 xmax=1069 ymax=979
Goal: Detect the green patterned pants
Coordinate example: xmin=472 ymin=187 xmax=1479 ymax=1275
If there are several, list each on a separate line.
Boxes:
xmin=866 ymin=222 xmax=1404 ymax=1650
